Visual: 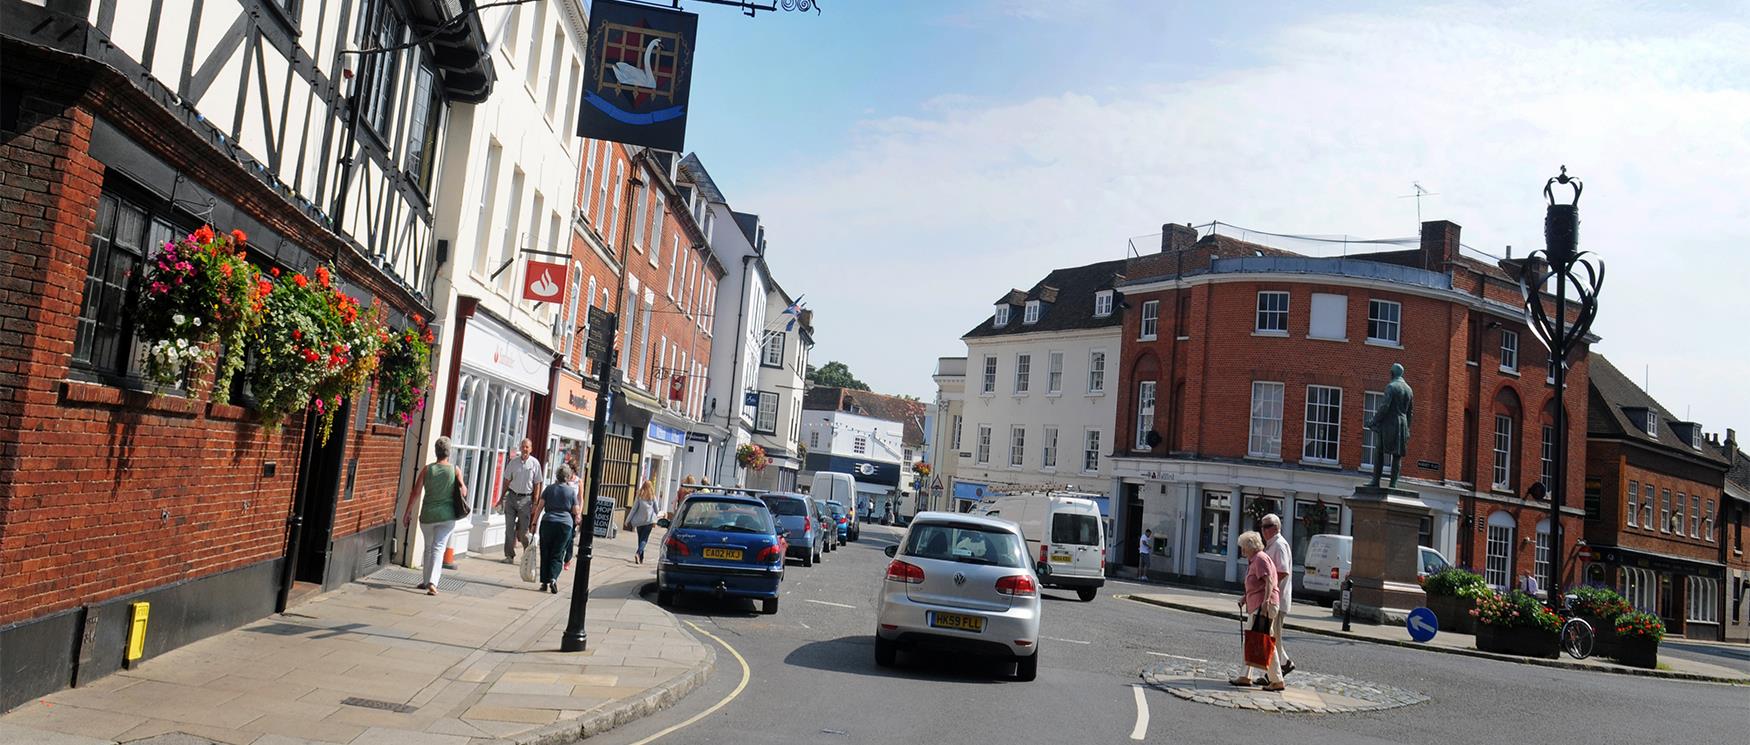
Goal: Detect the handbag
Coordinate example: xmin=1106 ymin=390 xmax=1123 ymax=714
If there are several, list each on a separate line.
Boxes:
xmin=1243 ymin=612 xmax=1276 ymax=669
xmin=449 ymin=465 xmax=472 ymax=519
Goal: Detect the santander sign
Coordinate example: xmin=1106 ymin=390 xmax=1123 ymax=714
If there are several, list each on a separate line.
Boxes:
xmin=522 ymin=259 xmax=567 ymax=304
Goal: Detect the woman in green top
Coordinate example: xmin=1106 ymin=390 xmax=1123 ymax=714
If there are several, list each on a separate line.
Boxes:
xmin=403 ymin=437 xmax=469 ymax=596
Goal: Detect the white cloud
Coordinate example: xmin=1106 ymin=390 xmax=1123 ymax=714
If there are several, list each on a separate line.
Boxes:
xmin=745 ymin=2 xmax=1750 ymax=432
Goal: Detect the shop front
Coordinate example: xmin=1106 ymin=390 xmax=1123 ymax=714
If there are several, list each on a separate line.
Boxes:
xmin=1591 ymin=545 xmax=1726 ymax=640
xmin=643 ymin=419 xmax=689 ymax=512
xmin=550 ymin=374 xmax=597 ymax=483
xmin=449 ymin=311 xmax=553 ymax=555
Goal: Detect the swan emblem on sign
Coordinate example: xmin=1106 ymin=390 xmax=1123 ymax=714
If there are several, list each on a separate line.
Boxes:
xmin=611 ymin=39 xmax=663 ymax=90
xmin=530 ymin=270 xmax=560 ymax=298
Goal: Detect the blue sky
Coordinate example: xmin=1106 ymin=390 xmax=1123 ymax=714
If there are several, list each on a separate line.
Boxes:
xmin=673 ymin=0 xmax=1750 ymax=432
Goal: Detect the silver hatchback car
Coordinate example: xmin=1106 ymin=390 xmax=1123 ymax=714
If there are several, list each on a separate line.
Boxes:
xmin=874 ymin=512 xmax=1042 ymax=681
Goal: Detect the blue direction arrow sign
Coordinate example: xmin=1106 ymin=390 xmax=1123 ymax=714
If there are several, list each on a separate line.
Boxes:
xmin=1406 ymin=607 xmax=1439 ymax=643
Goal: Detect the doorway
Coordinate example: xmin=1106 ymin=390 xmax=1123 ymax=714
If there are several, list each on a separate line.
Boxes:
xmin=279 ymin=399 xmax=350 ymax=611
xmin=1121 ymin=482 xmax=1143 ymax=568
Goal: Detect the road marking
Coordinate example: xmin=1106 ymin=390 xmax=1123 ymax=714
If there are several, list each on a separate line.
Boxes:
xmin=1129 ymin=684 xmax=1149 ymax=740
xmin=1046 ymin=636 xmax=1091 ymax=645
xmin=798 ymin=622 xmax=811 ymax=629
xmin=626 ymin=621 xmax=750 ymax=745
xmin=1145 ymin=651 xmax=1207 ymax=662
xmin=804 ymin=599 xmax=857 ymax=609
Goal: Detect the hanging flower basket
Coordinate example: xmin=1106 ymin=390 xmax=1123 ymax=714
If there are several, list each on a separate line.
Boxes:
xmin=912 ymin=461 xmax=931 ymax=477
xmin=135 ymin=226 xmax=263 ymax=402
xmin=247 ymin=266 xmax=353 ymax=436
xmin=735 ymin=443 xmax=769 ymax=472
xmin=377 ymin=314 xmax=434 ymax=426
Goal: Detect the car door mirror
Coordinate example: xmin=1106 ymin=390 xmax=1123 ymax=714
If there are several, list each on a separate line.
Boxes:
xmin=884 ymin=545 xmax=898 ymax=558
xmin=657 ymin=518 xmax=671 ymax=529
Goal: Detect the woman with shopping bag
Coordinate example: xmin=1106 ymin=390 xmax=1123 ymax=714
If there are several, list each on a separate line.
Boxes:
xmin=1230 ymin=530 xmax=1285 ymax=691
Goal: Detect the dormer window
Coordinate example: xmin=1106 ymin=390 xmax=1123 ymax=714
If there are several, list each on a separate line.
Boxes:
xmin=1645 ymin=410 xmax=1659 ymax=435
xmin=1024 ymin=301 xmax=1040 ymax=324
xmin=1094 ymin=291 xmax=1114 ymax=317
xmin=994 ymin=305 xmax=1010 ymax=327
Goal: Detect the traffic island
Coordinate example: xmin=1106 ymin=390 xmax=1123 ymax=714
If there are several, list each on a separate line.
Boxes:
xmin=1141 ymin=660 xmax=1429 ymax=714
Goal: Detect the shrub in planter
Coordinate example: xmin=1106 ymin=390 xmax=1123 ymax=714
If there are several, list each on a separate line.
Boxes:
xmin=1422 ymin=568 xmax=1490 ymax=634
xmin=1472 ymin=590 xmax=1560 ymax=658
xmin=1570 ymin=585 xmax=1633 ymax=656
xmin=1611 ymin=611 xmax=1663 ymax=669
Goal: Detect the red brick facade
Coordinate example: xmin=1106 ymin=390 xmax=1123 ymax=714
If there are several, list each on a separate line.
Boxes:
xmin=1113 ymin=222 xmax=1586 ymax=587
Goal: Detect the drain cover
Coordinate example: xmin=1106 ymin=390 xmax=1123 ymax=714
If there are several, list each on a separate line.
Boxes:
xmin=340 ymin=697 xmax=418 ymax=714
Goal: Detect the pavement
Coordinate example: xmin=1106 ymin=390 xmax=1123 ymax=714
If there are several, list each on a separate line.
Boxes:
xmin=0 ymin=530 xmax=712 ymax=745
xmin=1122 ymin=584 xmax=1750 ymax=683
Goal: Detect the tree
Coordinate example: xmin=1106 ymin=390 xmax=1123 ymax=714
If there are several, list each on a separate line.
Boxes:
xmin=807 ymin=360 xmax=870 ymax=391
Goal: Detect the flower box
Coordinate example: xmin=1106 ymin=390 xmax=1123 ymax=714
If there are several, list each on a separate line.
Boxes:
xmin=1578 ymin=614 xmax=1621 ymax=659
xmin=1426 ymin=594 xmax=1478 ymax=636
xmin=1475 ymin=624 xmax=1559 ymax=659
xmin=1610 ymin=636 xmax=1658 ymax=669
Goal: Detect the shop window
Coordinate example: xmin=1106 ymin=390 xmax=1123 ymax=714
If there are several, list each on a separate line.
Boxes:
xmin=1687 ymin=576 xmax=1719 ymax=623
xmin=1292 ymin=500 xmax=1341 ymax=560
xmin=1200 ymin=491 xmax=1231 ymax=555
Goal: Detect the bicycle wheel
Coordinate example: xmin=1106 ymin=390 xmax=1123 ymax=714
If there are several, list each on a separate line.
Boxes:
xmin=1561 ymin=618 xmax=1594 ymax=659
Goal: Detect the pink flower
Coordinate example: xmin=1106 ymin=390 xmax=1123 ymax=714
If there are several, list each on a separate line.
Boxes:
xmin=314 ymin=398 xmax=324 ymax=414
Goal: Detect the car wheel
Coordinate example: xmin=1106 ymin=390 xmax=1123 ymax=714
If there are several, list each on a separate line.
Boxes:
xmin=656 ymin=589 xmax=674 ymax=607
xmin=874 ymin=636 xmax=897 ymax=667
xmin=812 ymin=547 xmax=822 ymax=564
xmin=1015 ymin=651 xmax=1038 ymax=682
xmin=762 ymin=597 xmax=779 ymax=614
xmin=802 ymin=550 xmax=814 ymax=567
xmin=1077 ymin=587 xmax=1097 ymax=602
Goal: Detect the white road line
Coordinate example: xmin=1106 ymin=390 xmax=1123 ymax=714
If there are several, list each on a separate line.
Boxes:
xmin=1129 ymin=684 xmax=1149 ymax=741
xmin=798 ymin=622 xmax=811 ymax=629
xmin=1046 ymin=636 xmax=1091 ymax=645
xmin=1145 ymin=651 xmax=1208 ymax=662
xmin=803 ymin=599 xmax=857 ymax=609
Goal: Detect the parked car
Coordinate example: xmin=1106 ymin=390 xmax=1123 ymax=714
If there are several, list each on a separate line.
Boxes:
xmin=827 ymin=501 xmax=850 ymax=546
xmin=813 ymin=498 xmax=837 ymax=554
xmin=1300 ymin=534 xmax=1453 ymax=605
xmin=874 ymin=511 xmax=1042 ymax=681
xmin=758 ymin=492 xmax=824 ymax=567
xmin=811 ymin=472 xmax=859 ymax=540
xmin=974 ymin=493 xmax=1105 ymax=601
xmin=655 ymin=493 xmax=785 ymax=613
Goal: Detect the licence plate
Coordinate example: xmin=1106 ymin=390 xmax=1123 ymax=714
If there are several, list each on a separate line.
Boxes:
xmin=702 ymin=547 xmax=743 ymax=560
xmin=1050 ymin=553 xmax=1073 ymax=563
xmin=928 ymin=611 xmax=986 ymax=633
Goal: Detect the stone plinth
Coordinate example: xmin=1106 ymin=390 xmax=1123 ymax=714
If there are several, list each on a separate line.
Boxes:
xmin=1345 ymin=485 xmax=1431 ymax=624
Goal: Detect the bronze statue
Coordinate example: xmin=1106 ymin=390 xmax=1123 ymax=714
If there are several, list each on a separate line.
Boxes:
xmin=1368 ymin=363 xmax=1414 ymax=488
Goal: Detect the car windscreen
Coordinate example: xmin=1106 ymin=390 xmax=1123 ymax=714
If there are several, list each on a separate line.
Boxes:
xmin=679 ymin=500 xmax=775 ymax=533
xmin=1050 ymin=513 xmax=1100 ymax=545
xmin=760 ymin=497 xmax=808 ymax=517
xmin=903 ymin=524 xmax=1026 ymax=568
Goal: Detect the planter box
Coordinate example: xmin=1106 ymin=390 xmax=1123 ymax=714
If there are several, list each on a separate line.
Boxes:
xmin=1475 ymin=624 xmax=1559 ymax=659
xmin=1426 ymin=594 xmax=1478 ymax=635
xmin=1611 ymin=636 xmax=1659 ymax=669
xmin=1578 ymin=614 xmax=1621 ymax=659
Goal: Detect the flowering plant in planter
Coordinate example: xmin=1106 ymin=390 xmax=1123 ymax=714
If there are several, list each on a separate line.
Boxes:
xmin=1472 ymin=590 xmax=1562 ymax=633
xmin=376 ymin=314 xmax=434 ymax=426
xmin=1570 ymin=585 xmax=1634 ymax=621
xmin=735 ymin=443 xmax=769 ymax=471
xmin=1613 ymin=611 xmax=1665 ymax=643
xmin=1422 ymin=568 xmax=1491 ymax=599
xmin=135 ymin=226 xmax=262 ymax=401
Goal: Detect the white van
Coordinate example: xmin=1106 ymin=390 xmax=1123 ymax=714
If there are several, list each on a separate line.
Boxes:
xmin=1301 ymin=534 xmax=1454 ymax=605
xmin=809 ymin=472 xmax=859 ymax=541
xmin=975 ymin=493 xmax=1105 ymax=601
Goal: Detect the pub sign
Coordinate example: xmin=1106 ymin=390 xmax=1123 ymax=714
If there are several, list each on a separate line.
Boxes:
xmin=578 ymin=0 xmax=699 ymax=151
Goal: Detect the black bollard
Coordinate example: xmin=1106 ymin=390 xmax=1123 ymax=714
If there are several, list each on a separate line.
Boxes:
xmin=1341 ymin=577 xmax=1354 ymax=632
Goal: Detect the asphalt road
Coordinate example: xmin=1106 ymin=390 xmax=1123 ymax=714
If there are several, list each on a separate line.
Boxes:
xmin=589 ymin=524 xmax=1748 ymax=745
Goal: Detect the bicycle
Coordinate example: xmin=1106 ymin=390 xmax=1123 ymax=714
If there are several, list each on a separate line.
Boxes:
xmin=1559 ymin=614 xmax=1594 ymax=660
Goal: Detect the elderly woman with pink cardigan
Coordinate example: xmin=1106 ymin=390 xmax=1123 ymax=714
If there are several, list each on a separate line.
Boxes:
xmin=1231 ymin=530 xmax=1285 ymax=690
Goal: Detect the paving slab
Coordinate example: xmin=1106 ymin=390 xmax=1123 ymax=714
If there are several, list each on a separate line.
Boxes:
xmin=0 ymin=531 xmax=714 ymax=745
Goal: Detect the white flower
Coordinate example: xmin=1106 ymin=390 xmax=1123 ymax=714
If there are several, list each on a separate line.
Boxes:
xmin=176 ymin=338 xmax=187 ymax=349
xmin=173 ymin=314 xmax=186 ymax=326
xmin=192 ymin=317 xmax=202 ymax=327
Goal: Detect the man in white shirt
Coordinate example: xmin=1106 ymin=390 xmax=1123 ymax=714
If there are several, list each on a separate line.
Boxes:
xmin=1138 ymin=529 xmax=1153 ymax=580
xmin=1259 ymin=514 xmax=1296 ymax=676
xmin=503 ymin=438 xmax=542 ymax=563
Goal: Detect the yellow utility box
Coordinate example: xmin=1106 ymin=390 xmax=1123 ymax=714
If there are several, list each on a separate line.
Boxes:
xmin=125 ymin=601 xmax=149 ymax=667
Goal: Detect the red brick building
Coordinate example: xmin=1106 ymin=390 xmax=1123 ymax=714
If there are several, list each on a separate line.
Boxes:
xmin=1108 ymin=221 xmax=1586 ymax=596
xmin=1705 ymin=430 xmax=1749 ymax=642
xmin=0 ymin=0 xmax=485 ymax=710
xmin=1584 ymin=354 xmax=1730 ymax=638
xmin=564 ymin=141 xmax=723 ymax=513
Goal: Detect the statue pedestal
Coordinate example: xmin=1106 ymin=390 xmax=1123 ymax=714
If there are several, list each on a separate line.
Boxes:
xmin=1344 ymin=485 xmax=1431 ymax=624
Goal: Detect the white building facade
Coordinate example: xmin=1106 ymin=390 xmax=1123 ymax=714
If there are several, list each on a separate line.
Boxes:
xmin=801 ymin=410 xmax=907 ymax=513
xmin=748 ymin=285 xmax=813 ymax=491
xmin=928 ymin=358 xmax=967 ymax=512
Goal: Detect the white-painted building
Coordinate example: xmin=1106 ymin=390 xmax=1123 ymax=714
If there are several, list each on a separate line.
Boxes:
xmin=412 ymin=0 xmax=590 ymax=560
xmin=928 ymin=358 xmax=968 ymax=512
xmin=747 ymin=284 xmax=813 ymax=491
xmin=954 ymin=260 xmax=1128 ymax=509
xmin=800 ymin=409 xmax=907 ymax=513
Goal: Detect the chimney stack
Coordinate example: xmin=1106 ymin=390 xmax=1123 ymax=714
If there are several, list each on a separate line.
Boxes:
xmin=1728 ymin=428 xmax=1739 ymax=461
xmin=1162 ymin=223 xmax=1199 ymax=254
xmin=1419 ymin=220 xmax=1461 ymax=274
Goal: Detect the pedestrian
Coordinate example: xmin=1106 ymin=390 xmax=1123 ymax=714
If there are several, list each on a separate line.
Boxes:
xmin=1231 ymin=530 xmax=1284 ymax=691
xmin=627 ymin=479 xmax=659 ymax=564
xmin=1259 ymin=514 xmax=1296 ymax=677
xmin=563 ymin=465 xmax=582 ymax=570
xmin=1518 ymin=570 xmax=1541 ymax=598
xmin=403 ymin=437 xmax=468 ymax=596
xmin=1138 ymin=529 xmax=1153 ymax=580
xmin=502 ymin=438 xmax=542 ymax=564
xmin=535 ymin=465 xmax=581 ymax=594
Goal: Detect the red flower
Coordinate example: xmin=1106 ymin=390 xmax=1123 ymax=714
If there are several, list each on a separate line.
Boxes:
xmin=412 ymin=313 xmax=424 ymax=326
xmin=220 ymin=263 xmax=234 ymax=278
xmin=231 ymin=229 xmax=247 ymax=245
xmin=293 ymin=274 xmax=308 ymax=288
xmin=271 ymin=267 xmax=281 ymax=277
xmin=423 ymin=330 xmax=435 ymax=343
xmin=192 ymin=225 xmax=216 ymax=244
xmin=293 ymin=329 xmax=302 ymax=340
xmin=315 ymin=266 xmax=330 ymax=287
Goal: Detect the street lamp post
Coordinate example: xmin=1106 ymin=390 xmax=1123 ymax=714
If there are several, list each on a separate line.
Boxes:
xmin=1501 ymin=166 xmax=1604 ymax=612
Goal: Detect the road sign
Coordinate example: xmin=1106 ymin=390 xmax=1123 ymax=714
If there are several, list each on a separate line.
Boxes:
xmin=585 ymin=307 xmax=613 ymax=363
xmin=1407 ymin=606 xmax=1439 ymax=643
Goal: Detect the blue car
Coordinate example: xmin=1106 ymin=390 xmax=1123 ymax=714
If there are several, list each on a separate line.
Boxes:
xmin=827 ymin=501 xmax=850 ymax=546
xmin=656 ymin=493 xmax=786 ymax=614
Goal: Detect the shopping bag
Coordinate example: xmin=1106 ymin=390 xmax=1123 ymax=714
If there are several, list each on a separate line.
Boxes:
xmin=1243 ymin=611 xmax=1276 ymax=669
xmin=519 ymin=533 xmax=540 ymax=584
